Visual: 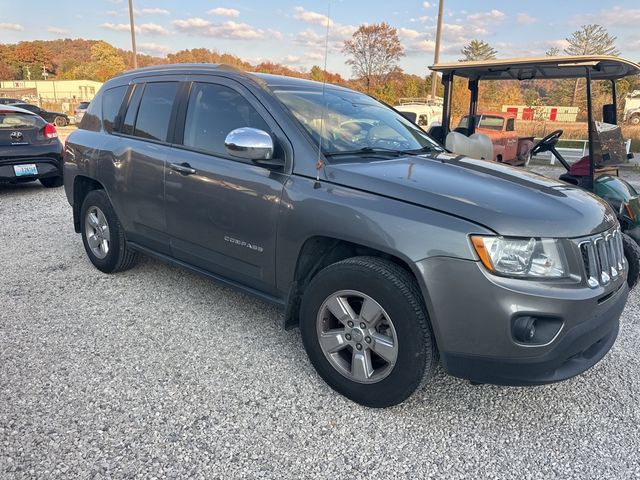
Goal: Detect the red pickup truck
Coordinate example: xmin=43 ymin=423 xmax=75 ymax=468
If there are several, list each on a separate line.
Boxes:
xmin=457 ymin=112 xmax=534 ymax=166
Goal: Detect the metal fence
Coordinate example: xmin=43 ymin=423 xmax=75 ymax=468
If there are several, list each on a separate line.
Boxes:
xmin=533 ymin=138 xmax=633 ymax=164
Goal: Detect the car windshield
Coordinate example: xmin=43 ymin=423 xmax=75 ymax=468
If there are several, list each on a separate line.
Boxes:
xmin=272 ymin=86 xmax=443 ymax=159
xmin=0 ymin=111 xmax=38 ymax=128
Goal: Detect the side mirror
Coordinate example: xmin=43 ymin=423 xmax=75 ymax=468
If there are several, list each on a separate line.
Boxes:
xmin=225 ymin=127 xmax=277 ymax=164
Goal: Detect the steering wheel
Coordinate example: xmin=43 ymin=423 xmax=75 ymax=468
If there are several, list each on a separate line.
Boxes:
xmin=532 ymin=130 xmax=563 ymax=155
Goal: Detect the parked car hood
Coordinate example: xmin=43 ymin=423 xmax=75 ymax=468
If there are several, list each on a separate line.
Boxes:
xmin=324 ymin=153 xmax=615 ymax=238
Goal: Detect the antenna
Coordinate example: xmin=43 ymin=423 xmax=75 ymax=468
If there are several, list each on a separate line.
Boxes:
xmin=315 ymin=1 xmax=331 ymax=185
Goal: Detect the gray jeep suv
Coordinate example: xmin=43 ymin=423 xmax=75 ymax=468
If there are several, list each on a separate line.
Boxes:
xmin=64 ymin=64 xmax=629 ymax=407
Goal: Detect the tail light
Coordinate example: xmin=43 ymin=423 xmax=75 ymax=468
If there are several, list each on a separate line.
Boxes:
xmin=43 ymin=123 xmax=58 ymax=139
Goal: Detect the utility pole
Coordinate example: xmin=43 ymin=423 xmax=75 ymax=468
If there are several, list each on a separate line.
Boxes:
xmin=24 ymin=65 xmax=32 ymax=81
xmin=128 ymin=0 xmax=138 ymax=69
xmin=430 ymin=0 xmax=444 ymax=101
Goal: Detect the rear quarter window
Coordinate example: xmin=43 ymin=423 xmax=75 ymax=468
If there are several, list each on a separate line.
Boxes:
xmin=102 ymin=86 xmax=127 ymax=134
xmin=80 ymin=93 xmax=102 ymax=132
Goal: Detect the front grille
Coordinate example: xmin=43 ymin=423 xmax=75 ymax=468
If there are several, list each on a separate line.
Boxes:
xmin=579 ymin=228 xmax=625 ymax=288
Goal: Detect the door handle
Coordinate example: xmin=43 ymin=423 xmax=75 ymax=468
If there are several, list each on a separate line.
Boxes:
xmin=169 ymin=162 xmax=196 ymax=175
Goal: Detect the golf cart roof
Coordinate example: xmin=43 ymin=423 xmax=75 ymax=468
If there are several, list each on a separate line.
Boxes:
xmin=430 ymin=55 xmax=640 ymax=81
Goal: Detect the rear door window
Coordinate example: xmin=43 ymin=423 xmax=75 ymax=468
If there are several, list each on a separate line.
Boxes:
xmin=133 ymin=82 xmax=179 ymax=142
xmin=181 ymin=82 xmax=270 ymax=157
xmin=102 ymin=86 xmax=127 ymax=134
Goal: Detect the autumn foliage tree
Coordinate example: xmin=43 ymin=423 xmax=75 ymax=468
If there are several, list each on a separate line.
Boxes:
xmin=343 ymin=22 xmax=404 ymax=91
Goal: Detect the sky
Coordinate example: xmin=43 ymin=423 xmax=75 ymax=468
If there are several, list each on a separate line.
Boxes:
xmin=0 ymin=0 xmax=639 ymax=77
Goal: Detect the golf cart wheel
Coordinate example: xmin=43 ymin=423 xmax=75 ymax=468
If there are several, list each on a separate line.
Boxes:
xmin=622 ymin=233 xmax=640 ymax=290
xmin=54 ymin=116 xmax=67 ymax=127
xmin=629 ymin=114 xmax=640 ymax=126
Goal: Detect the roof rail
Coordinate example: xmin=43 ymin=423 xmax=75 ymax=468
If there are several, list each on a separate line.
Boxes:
xmin=117 ymin=63 xmax=244 ymax=77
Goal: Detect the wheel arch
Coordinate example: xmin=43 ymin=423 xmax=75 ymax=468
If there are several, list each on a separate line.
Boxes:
xmin=72 ymin=176 xmax=105 ymax=233
xmin=283 ymin=235 xmax=430 ymax=330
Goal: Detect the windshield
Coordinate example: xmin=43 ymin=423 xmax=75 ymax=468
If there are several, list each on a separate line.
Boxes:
xmin=460 ymin=115 xmax=504 ymax=131
xmin=272 ymin=87 xmax=443 ymax=158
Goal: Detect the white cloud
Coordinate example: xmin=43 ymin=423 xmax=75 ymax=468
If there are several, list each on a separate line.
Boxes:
xmin=571 ymin=7 xmax=640 ymax=27
xmin=138 ymin=42 xmax=171 ymax=54
xmin=466 ymin=9 xmax=506 ymax=23
xmin=173 ymin=18 xmax=263 ymax=39
xmin=101 ymin=22 xmax=130 ymax=32
xmin=398 ymin=27 xmax=423 ymax=40
xmin=47 ymin=26 xmax=68 ymax=35
xmin=137 ymin=7 xmax=170 ymax=16
xmin=138 ymin=22 xmax=169 ymax=35
xmin=267 ymin=29 xmax=283 ymax=40
xmin=102 ymin=22 xmax=169 ymax=35
xmin=0 ymin=22 xmax=24 ymax=32
xmin=423 ymin=1 xmax=431 ymax=8
xmin=516 ymin=13 xmax=537 ymax=25
xmin=208 ymin=7 xmax=240 ymax=17
xmin=293 ymin=6 xmax=333 ymax=27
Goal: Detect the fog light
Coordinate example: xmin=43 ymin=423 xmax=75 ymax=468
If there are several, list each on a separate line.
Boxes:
xmin=513 ymin=316 xmax=537 ymax=343
xmin=511 ymin=315 xmax=563 ymax=345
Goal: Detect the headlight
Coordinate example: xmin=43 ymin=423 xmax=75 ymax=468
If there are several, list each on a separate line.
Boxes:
xmin=471 ymin=236 xmax=568 ymax=278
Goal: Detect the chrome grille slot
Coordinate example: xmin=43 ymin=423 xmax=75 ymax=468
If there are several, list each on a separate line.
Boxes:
xmin=578 ymin=228 xmax=625 ymax=288
xmin=595 ymin=237 xmax=610 ymax=285
xmin=606 ymin=234 xmax=618 ymax=278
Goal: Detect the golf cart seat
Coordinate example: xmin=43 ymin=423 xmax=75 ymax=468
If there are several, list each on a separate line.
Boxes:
xmin=559 ymin=155 xmax=620 ymax=187
xmin=445 ymin=131 xmax=494 ymax=161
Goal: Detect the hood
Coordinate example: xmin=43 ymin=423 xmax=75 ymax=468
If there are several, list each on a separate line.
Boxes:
xmin=324 ymin=153 xmax=615 ymax=238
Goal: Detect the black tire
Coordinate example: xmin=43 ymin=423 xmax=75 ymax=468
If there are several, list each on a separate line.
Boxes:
xmin=54 ymin=116 xmax=67 ymax=127
xmin=39 ymin=176 xmax=63 ymax=188
xmin=300 ymin=256 xmax=437 ymax=408
xmin=80 ymin=190 xmax=137 ymax=273
xmin=622 ymin=232 xmax=640 ymax=290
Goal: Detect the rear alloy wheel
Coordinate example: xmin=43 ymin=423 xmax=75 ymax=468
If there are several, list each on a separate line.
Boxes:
xmin=40 ymin=176 xmax=63 ymax=188
xmin=54 ymin=116 xmax=67 ymax=127
xmin=300 ymin=256 xmax=437 ymax=407
xmin=80 ymin=190 xmax=137 ymax=273
xmin=622 ymin=232 xmax=640 ymax=289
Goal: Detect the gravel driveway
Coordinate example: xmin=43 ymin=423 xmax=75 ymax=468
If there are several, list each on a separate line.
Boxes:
xmin=1 ymin=180 xmax=640 ymax=479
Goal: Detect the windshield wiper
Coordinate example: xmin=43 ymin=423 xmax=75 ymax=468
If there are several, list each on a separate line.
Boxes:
xmin=324 ymin=146 xmax=441 ymax=158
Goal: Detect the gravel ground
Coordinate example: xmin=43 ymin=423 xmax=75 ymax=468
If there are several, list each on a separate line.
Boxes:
xmin=1 ymin=179 xmax=640 ymax=479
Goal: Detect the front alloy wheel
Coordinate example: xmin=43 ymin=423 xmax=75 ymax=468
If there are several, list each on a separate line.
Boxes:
xmin=317 ymin=290 xmax=398 ymax=384
xmin=300 ymin=256 xmax=437 ymax=407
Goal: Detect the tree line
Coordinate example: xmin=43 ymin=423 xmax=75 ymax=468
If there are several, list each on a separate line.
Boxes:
xmin=0 ymin=22 xmax=638 ymax=114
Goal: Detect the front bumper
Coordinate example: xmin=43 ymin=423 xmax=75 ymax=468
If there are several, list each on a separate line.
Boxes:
xmin=416 ymin=256 xmax=628 ymax=386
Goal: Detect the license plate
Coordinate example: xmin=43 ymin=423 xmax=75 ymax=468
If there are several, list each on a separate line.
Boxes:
xmin=13 ymin=164 xmax=38 ymax=176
